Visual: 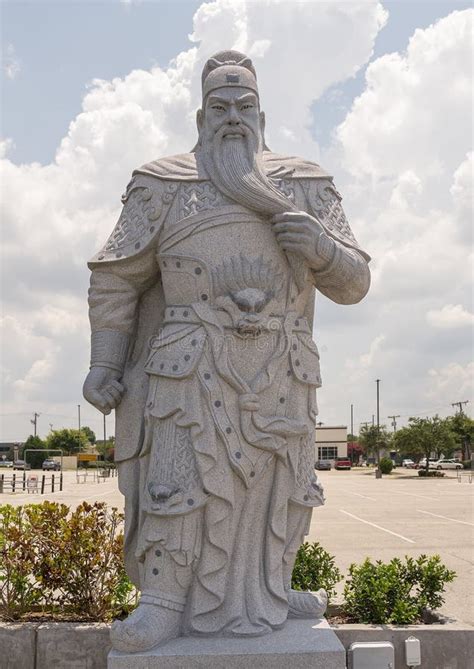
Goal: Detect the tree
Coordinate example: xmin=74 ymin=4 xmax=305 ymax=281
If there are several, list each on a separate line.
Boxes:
xmin=95 ymin=437 xmax=115 ymax=461
xmin=392 ymin=416 xmax=457 ymax=473
xmin=81 ymin=426 xmax=96 ymax=444
xmin=46 ymin=429 xmax=89 ymax=455
xmin=22 ymin=435 xmax=47 ymax=469
xmin=446 ymin=413 xmax=474 ymax=461
xmin=359 ymin=425 xmax=391 ymax=463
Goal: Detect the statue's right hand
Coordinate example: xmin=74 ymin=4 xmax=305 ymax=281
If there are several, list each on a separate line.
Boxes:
xmin=83 ymin=367 xmax=125 ymax=415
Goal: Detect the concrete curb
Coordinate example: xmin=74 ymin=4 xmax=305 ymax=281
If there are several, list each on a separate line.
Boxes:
xmin=332 ymin=623 xmax=474 ymax=669
xmin=1 ymin=620 xmax=473 ymax=669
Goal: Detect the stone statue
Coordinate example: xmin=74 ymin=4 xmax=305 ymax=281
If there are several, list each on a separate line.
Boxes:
xmin=83 ymin=50 xmax=370 ymax=653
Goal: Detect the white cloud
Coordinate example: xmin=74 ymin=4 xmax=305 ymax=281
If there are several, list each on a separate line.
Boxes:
xmin=1 ymin=3 xmax=472 ymax=438
xmin=336 ymin=10 xmax=472 ymax=184
xmin=1 ymin=0 xmax=387 ymax=440
xmin=317 ymin=9 xmax=473 ymax=427
xmin=427 ymin=362 xmax=474 ymax=404
xmin=2 ymin=43 xmax=21 ymax=80
xmin=427 ymin=304 xmax=474 ymax=329
xmin=346 ymin=334 xmax=386 ymax=383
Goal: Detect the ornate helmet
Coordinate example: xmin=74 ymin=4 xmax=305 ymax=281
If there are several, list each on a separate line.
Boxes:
xmin=201 ymin=50 xmax=259 ymax=101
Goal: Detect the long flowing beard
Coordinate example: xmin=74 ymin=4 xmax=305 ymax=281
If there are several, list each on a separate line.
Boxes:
xmin=199 ymin=126 xmax=306 ymax=291
xmin=202 ymin=128 xmax=297 ymax=217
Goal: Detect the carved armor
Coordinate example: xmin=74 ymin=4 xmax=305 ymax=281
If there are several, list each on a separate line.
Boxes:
xmin=87 ymin=150 xmax=370 ymax=637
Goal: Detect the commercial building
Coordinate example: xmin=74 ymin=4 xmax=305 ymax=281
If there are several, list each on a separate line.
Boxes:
xmin=315 ymin=425 xmax=348 ymax=463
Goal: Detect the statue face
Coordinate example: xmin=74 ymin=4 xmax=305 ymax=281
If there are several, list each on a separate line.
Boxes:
xmin=199 ymin=86 xmax=263 ymax=146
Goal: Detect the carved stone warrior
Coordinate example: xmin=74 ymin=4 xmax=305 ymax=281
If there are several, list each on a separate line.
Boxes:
xmin=83 ymin=50 xmax=370 ymax=652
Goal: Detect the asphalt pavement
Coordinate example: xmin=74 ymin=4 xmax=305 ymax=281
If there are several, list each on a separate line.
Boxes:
xmin=309 ymin=468 xmax=474 ymax=625
xmin=1 ymin=466 xmax=473 ymax=625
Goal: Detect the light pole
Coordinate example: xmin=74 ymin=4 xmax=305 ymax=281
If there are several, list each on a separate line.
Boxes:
xmin=77 ymin=404 xmax=81 ymax=432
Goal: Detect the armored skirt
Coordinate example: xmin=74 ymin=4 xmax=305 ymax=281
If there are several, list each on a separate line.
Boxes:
xmin=135 ymin=303 xmax=324 ymax=636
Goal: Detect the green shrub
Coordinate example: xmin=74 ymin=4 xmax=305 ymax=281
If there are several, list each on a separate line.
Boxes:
xmin=462 ymin=460 xmax=472 ymax=470
xmin=0 ymin=505 xmax=44 ymax=620
xmin=343 ymin=555 xmax=456 ymax=624
xmin=418 ymin=470 xmax=445 ymax=477
xmin=379 ymin=457 xmax=394 ymax=474
xmin=0 ymin=501 xmax=137 ymax=621
xmin=291 ymin=542 xmax=342 ymax=603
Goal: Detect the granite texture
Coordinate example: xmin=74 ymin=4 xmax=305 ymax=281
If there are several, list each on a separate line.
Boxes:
xmin=108 ymin=619 xmax=346 ymax=669
xmin=84 ymin=48 xmax=370 ymax=652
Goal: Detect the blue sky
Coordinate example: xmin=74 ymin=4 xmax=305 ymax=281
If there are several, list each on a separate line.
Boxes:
xmin=1 ymin=1 xmax=472 ymax=440
xmin=2 ymin=1 xmax=470 ymax=163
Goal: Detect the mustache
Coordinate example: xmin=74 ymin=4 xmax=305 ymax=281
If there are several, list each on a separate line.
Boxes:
xmin=214 ymin=123 xmax=250 ymax=140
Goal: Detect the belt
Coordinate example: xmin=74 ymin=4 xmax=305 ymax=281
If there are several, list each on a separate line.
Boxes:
xmin=162 ymin=305 xmax=311 ymax=334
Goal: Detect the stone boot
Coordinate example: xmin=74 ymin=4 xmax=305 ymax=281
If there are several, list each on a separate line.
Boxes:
xmin=287 ymin=588 xmax=328 ymax=619
xmin=110 ymin=601 xmax=182 ymax=652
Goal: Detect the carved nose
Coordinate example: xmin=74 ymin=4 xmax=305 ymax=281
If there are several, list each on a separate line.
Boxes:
xmin=228 ymin=107 xmax=240 ymax=125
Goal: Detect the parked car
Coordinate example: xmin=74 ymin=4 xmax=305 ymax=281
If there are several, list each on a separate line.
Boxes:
xmin=434 ymin=458 xmax=463 ymax=470
xmin=402 ymin=459 xmax=415 ymax=468
xmin=334 ymin=456 xmax=351 ymax=470
xmin=13 ymin=460 xmax=31 ymax=470
xmin=416 ymin=458 xmax=438 ymax=469
xmin=0 ymin=460 xmax=13 ymax=468
xmin=315 ymin=460 xmax=331 ymax=470
xmin=42 ymin=458 xmax=61 ymax=471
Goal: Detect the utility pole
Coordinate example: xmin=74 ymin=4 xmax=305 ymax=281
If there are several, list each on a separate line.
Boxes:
xmin=350 ymin=403 xmax=354 ymax=464
xmin=103 ymin=413 xmax=107 ymax=447
xmin=77 ymin=404 xmax=81 ymax=431
xmin=452 ymin=400 xmax=469 ymax=414
xmin=30 ymin=412 xmax=40 ymax=437
xmin=49 ymin=423 xmax=53 ymax=432
xmin=375 ymin=379 xmax=381 ymax=467
xmin=376 ymin=379 xmax=380 ymax=433
xmin=388 ymin=415 xmax=400 ymax=433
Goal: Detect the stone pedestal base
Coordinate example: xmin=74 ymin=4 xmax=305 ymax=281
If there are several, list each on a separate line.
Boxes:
xmin=108 ymin=618 xmax=346 ymax=669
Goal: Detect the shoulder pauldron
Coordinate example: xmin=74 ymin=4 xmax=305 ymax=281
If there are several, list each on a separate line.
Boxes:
xmin=89 ymin=175 xmax=178 ymax=265
xmin=302 ymin=178 xmax=369 ymax=260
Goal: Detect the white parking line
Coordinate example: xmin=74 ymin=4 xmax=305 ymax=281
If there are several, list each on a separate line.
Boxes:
xmin=396 ymin=491 xmax=438 ymax=502
xmin=339 ymin=510 xmax=415 ymax=543
xmin=348 ymin=491 xmax=377 ymax=501
xmin=417 ymin=510 xmax=474 ymax=527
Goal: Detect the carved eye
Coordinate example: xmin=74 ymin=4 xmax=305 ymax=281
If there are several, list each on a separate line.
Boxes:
xmin=241 ymin=103 xmax=253 ymax=111
xmin=212 ymin=104 xmax=226 ymax=112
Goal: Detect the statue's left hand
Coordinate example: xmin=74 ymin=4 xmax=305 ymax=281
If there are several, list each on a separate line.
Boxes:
xmin=271 ymin=211 xmax=328 ymax=269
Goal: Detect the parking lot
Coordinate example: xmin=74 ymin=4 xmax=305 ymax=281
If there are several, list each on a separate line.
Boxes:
xmin=1 ymin=467 xmax=472 ymax=625
xmin=309 ymin=468 xmax=474 ymax=625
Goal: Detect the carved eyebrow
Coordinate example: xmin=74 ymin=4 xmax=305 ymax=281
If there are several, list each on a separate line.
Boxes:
xmin=208 ymin=96 xmax=229 ymax=106
xmin=207 ymin=93 xmax=257 ymax=106
xmin=236 ymin=93 xmax=257 ymax=104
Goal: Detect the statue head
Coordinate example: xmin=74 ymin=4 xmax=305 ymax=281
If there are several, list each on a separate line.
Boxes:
xmin=196 ymin=50 xmax=265 ymax=152
xmin=196 ymin=50 xmax=291 ymax=217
